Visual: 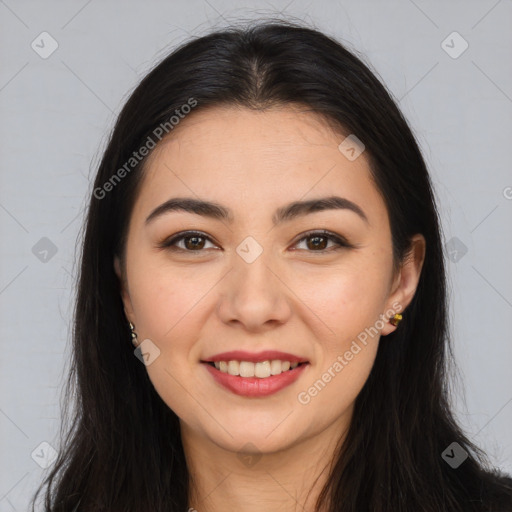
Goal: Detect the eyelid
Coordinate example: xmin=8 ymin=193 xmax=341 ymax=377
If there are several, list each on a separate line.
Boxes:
xmin=158 ymin=229 xmax=351 ymax=252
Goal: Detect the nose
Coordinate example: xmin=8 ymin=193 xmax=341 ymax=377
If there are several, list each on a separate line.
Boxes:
xmin=215 ymin=246 xmax=292 ymax=332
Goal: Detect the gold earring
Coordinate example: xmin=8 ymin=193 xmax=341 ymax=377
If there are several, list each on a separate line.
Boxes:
xmin=390 ymin=313 xmax=402 ymax=327
xmin=129 ymin=322 xmax=138 ymax=346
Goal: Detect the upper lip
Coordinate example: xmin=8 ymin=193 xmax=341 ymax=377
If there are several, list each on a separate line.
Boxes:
xmin=201 ymin=350 xmax=308 ymax=363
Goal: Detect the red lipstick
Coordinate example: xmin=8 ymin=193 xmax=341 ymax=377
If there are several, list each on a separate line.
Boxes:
xmin=203 ymin=353 xmax=309 ymax=398
xmin=202 ymin=350 xmax=307 ymax=363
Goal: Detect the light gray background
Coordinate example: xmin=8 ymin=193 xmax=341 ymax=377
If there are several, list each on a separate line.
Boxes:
xmin=1 ymin=0 xmax=511 ymax=510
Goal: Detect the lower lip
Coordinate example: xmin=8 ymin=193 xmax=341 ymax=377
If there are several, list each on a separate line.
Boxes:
xmin=203 ymin=362 xmax=309 ymax=397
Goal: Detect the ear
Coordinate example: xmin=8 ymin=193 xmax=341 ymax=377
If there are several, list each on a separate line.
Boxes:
xmin=380 ymin=234 xmax=426 ymax=336
xmin=114 ymin=256 xmax=135 ymax=324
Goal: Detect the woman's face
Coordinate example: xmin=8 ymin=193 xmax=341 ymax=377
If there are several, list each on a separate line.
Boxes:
xmin=115 ymin=105 xmax=424 ymax=455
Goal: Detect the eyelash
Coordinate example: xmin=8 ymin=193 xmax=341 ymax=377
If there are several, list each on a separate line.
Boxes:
xmin=157 ymin=230 xmax=351 ymax=254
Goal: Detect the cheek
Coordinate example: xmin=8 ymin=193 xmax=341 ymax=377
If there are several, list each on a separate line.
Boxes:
xmin=291 ymin=261 xmax=387 ymax=406
xmin=128 ymin=257 xmax=206 ymax=341
xmin=294 ymin=270 xmax=384 ymax=411
xmin=298 ymin=342 xmax=379 ymax=417
xmin=126 ymin=263 xmax=209 ymax=418
xmin=293 ymin=261 xmax=389 ymax=341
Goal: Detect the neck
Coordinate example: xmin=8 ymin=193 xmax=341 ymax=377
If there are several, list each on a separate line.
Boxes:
xmin=181 ymin=419 xmax=348 ymax=512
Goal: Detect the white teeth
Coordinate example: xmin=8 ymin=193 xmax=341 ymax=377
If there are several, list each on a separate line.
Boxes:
xmin=254 ymin=361 xmax=271 ymax=378
xmin=212 ymin=359 xmax=303 ymax=378
xmin=270 ymin=360 xmax=282 ymax=375
xmin=227 ymin=360 xmax=240 ymax=376
xmin=239 ymin=361 xmax=255 ymax=377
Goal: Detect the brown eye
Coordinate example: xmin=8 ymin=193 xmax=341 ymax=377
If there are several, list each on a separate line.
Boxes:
xmin=294 ymin=230 xmax=349 ymax=252
xmin=159 ymin=231 xmax=217 ymax=252
xmin=305 ymin=235 xmax=328 ymax=250
xmin=183 ymin=235 xmax=206 ymax=250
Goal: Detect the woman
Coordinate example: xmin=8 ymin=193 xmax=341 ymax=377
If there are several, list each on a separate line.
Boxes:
xmin=32 ymin=20 xmax=512 ymax=512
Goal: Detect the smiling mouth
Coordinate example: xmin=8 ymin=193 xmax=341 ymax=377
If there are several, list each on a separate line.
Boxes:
xmin=202 ymin=360 xmax=309 ymax=378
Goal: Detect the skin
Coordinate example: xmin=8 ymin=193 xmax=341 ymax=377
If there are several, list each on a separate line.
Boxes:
xmin=114 ymin=105 xmax=425 ymax=512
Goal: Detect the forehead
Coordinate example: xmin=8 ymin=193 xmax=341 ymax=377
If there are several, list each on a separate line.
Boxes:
xmin=148 ymin=105 xmax=355 ymax=169
xmin=134 ymin=105 xmax=387 ymax=227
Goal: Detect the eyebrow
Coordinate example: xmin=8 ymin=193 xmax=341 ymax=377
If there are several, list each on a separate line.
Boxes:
xmin=145 ymin=196 xmax=369 ymax=226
